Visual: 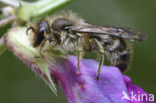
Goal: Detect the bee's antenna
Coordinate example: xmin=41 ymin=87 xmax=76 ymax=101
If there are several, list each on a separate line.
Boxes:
xmin=26 ymin=26 xmax=35 ymax=35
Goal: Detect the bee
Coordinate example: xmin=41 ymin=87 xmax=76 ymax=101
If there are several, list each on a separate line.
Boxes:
xmin=26 ymin=11 xmax=147 ymax=80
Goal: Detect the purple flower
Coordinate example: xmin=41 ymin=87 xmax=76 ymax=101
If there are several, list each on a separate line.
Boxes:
xmin=2 ymin=27 xmax=154 ymax=103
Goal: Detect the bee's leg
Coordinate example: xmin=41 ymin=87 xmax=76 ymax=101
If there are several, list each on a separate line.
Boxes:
xmin=92 ymin=38 xmax=104 ymax=80
xmin=39 ymin=37 xmax=52 ymax=56
xmin=76 ymin=34 xmax=84 ymax=74
xmin=77 ymin=50 xmax=83 ymax=74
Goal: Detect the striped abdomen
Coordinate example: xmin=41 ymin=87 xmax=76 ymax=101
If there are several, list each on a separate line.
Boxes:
xmin=101 ymin=36 xmax=132 ymax=72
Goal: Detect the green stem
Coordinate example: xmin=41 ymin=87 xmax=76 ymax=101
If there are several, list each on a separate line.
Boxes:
xmin=34 ymin=0 xmax=72 ymax=15
xmin=17 ymin=0 xmax=72 ymax=21
xmin=0 ymin=37 xmax=7 ymax=55
xmin=0 ymin=15 xmax=16 ymax=27
xmin=0 ymin=0 xmax=22 ymax=7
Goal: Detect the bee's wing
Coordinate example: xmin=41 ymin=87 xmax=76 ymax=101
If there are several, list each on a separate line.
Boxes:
xmin=71 ymin=24 xmax=147 ymax=41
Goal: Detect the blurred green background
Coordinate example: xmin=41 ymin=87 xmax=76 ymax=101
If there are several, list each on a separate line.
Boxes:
xmin=0 ymin=0 xmax=156 ymax=103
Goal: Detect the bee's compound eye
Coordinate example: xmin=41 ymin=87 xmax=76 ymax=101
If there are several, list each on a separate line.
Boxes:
xmin=33 ymin=27 xmax=45 ymax=47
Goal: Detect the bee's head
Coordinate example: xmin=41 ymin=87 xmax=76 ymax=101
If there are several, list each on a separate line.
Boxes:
xmin=27 ymin=20 xmax=50 ymax=47
xmin=51 ymin=18 xmax=74 ymax=32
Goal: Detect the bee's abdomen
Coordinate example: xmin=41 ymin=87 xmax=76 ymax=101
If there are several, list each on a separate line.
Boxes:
xmin=103 ymin=38 xmax=132 ymax=72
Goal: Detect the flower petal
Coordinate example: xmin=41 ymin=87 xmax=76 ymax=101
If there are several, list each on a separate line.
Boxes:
xmin=49 ymin=56 xmax=130 ymax=103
